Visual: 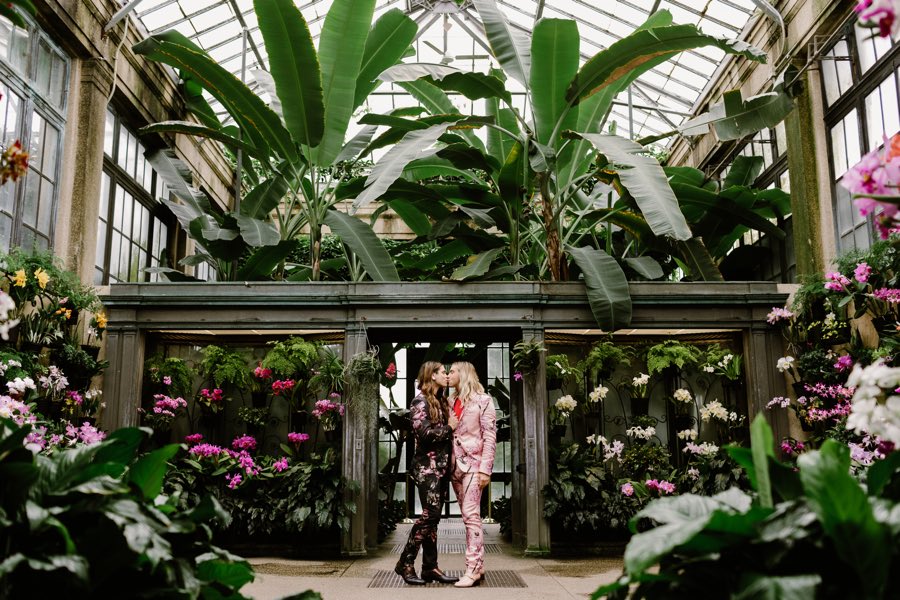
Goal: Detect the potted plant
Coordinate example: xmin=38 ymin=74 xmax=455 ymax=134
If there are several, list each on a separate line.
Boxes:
xmin=512 ymin=338 xmax=547 ymax=377
xmin=646 ymin=340 xmax=702 ymax=376
xmin=582 ymin=338 xmax=631 ymax=380
xmin=198 ymin=344 xmax=251 ymax=391
xmin=627 ymin=372 xmax=652 ymax=415
xmin=546 ymin=353 xmax=579 ymax=390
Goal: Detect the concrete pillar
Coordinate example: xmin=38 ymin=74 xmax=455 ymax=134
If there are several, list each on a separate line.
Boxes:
xmin=744 ymin=314 xmax=791 ymax=446
xmin=785 ymin=66 xmax=832 ymax=277
xmin=101 ymin=309 xmax=144 ymax=429
xmin=521 ymin=327 xmax=551 ymax=556
xmin=509 ymin=344 xmax=527 ymax=549
xmin=60 ymin=58 xmax=113 ymax=281
xmin=341 ymin=324 xmax=368 ymax=556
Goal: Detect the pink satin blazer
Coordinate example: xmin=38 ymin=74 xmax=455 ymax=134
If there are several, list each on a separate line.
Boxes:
xmin=452 ymin=392 xmax=497 ymax=475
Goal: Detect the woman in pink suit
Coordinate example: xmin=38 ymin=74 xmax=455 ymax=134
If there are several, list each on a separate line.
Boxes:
xmin=447 ymin=361 xmax=497 ymax=588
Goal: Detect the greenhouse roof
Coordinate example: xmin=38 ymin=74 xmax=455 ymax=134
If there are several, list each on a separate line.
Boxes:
xmin=116 ymin=0 xmax=763 ymax=142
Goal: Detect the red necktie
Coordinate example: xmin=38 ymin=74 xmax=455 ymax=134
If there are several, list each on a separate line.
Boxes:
xmin=453 ymin=398 xmax=463 ymax=420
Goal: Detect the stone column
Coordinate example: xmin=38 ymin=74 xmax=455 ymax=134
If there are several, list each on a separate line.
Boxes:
xmin=509 ymin=344 xmax=526 ymax=548
xmin=744 ymin=315 xmax=790 ymax=446
xmin=60 ymin=58 xmax=113 ymax=280
xmin=101 ymin=309 xmax=144 ymax=429
xmin=341 ymin=323 xmax=369 ymax=556
xmin=521 ymin=327 xmax=551 ymax=556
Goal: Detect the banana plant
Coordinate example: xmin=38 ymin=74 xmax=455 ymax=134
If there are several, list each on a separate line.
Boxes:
xmin=350 ymin=5 xmax=771 ymax=330
xmin=134 ymin=0 xmax=418 ymax=281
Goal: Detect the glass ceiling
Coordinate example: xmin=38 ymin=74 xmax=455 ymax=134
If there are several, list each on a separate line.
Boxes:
xmin=123 ymin=0 xmax=762 ymax=143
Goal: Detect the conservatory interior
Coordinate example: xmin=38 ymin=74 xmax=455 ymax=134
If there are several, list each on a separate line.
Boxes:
xmin=1 ymin=0 xmax=899 ymax=598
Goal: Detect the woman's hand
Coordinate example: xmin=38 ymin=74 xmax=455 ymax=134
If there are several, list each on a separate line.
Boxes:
xmin=478 ymin=473 xmax=491 ymax=489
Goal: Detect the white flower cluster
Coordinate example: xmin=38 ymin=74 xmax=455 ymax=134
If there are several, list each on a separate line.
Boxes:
xmin=776 ymin=356 xmax=795 ymax=373
xmin=846 ymin=361 xmax=900 ymax=445
xmin=603 ymin=439 xmax=625 ymax=462
xmin=0 ymin=291 xmax=19 ymax=341
xmin=626 ymin=425 xmax=656 ymax=440
xmin=700 ymin=399 xmax=729 ymax=422
xmin=673 ymin=388 xmax=692 ymax=403
xmin=585 ymin=434 xmax=605 ymax=445
xmin=687 ymin=467 xmax=700 ymax=480
xmin=6 ymin=377 xmax=35 ymax=396
xmin=0 ymin=358 xmax=22 ymax=376
xmin=676 ymin=428 xmax=698 ymax=441
xmin=718 ymin=354 xmax=734 ymax=369
xmin=554 ymin=395 xmax=577 ymax=413
xmin=683 ymin=441 xmax=719 ymax=457
xmin=703 ymin=365 xmax=715 ymax=373
xmin=632 ymin=373 xmax=650 ymax=387
xmin=589 ymin=385 xmax=609 ymax=403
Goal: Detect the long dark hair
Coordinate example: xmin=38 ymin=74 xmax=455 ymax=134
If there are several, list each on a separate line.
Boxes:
xmin=417 ymin=361 xmax=449 ymax=423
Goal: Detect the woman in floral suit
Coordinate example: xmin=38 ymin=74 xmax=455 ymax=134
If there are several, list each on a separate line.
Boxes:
xmin=447 ymin=361 xmax=497 ymax=588
xmin=394 ymin=361 xmax=459 ymax=586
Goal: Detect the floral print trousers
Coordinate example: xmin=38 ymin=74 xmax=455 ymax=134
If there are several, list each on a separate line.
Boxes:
xmin=399 ymin=473 xmax=446 ymax=571
xmin=451 ymin=467 xmax=485 ymax=575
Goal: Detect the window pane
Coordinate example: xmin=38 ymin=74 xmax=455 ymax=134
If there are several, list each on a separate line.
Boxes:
xmin=779 ymin=170 xmax=791 ymax=193
xmin=865 ymin=74 xmax=900 ymax=151
xmin=49 ymin=51 xmax=67 ymax=109
xmin=99 ymin=172 xmax=110 ymax=218
xmin=822 ymin=50 xmax=840 ymax=106
xmin=122 ymin=192 xmax=133 ymax=237
xmin=140 ymin=205 xmax=150 ymax=247
xmin=104 ymin=110 xmax=115 ymax=157
xmin=27 ymin=113 xmax=44 ymax=172
xmin=0 ymin=84 xmax=20 ymax=145
xmin=0 ymin=213 xmax=10 ymax=252
xmin=95 ymin=220 xmax=106 ymax=275
xmin=40 ymin=120 xmax=59 ymax=175
xmin=118 ymin=127 xmax=129 ymax=171
xmin=109 ymin=232 xmax=122 ymax=282
xmin=35 ymin=40 xmax=52 ymax=98
xmin=0 ymin=18 xmax=12 ymax=63
xmin=38 ymin=179 xmax=53 ymax=234
xmin=113 ymin=186 xmax=125 ymax=230
xmin=834 ymin=41 xmax=854 ymax=97
xmin=21 ymin=171 xmax=37 ymax=226
xmin=8 ymin=24 xmax=28 ymax=74
xmin=830 ymin=119 xmax=848 ymax=179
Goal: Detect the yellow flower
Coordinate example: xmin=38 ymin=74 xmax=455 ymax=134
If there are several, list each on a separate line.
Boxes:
xmin=33 ymin=268 xmax=50 ymax=289
xmin=95 ymin=312 xmax=108 ymax=329
xmin=13 ymin=269 xmax=26 ymax=287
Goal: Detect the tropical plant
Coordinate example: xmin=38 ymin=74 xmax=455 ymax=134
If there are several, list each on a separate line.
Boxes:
xmin=645 ymin=339 xmax=702 ymax=375
xmin=134 ymin=0 xmax=418 ymax=282
xmin=352 ymin=5 xmax=777 ymax=329
xmin=512 ymin=338 xmax=547 ymax=373
xmin=0 ymin=419 xmax=254 ymax=597
xmin=260 ymin=336 xmax=320 ymax=379
xmin=198 ymin=344 xmax=252 ymax=389
xmin=597 ymin=415 xmax=900 ymax=600
xmin=582 ymin=338 xmax=631 ymax=378
xmin=143 ymin=354 xmax=195 ymax=399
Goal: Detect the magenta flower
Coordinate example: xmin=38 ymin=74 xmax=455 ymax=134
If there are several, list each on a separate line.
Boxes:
xmin=271 ymin=379 xmax=295 ymax=396
xmin=824 ymin=272 xmax=851 ymax=292
xmin=184 ymin=433 xmax=204 ymax=444
xmin=766 ymin=307 xmax=794 ymax=324
xmin=854 ymin=262 xmax=873 ymax=283
xmin=254 ymin=364 xmax=272 ymax=379
xmin=621 ymin=483 xmax=634 ymax=497
xmin=513 ymin=371 xmax=523 ymax=382
xmin=232 ymin=434 xmax=257 ymax=451
xmin=288 ymin=432 xmax=309 ymax=445
xmin=873 ymin=288 xmax=900 ymax=303
xmin=226 ymin=473 xmax=242 ymax=489
xmin=834 ymin=355 xmax=854 ymax=372
xmin=163 ymin=376 xmax=172 ymax=386
xmin=189 ymin=443 xmax=224 ymax=458
xmin=274 ymin=457 xmax=289 ymax=472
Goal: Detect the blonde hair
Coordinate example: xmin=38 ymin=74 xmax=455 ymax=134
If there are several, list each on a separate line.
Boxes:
xmin=449 ymin=361 xmax=484 ymax=404
xmin=416 ymin=361 xmax=449 ymax=423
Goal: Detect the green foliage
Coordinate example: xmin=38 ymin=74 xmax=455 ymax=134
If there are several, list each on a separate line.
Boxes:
xmin=645 ymin=339 xmax=701 ymax=375
xmin=309 ymin=346 xmax=345 ymax=395
xmin=164 ymin=447 xmax=357 ymax=541
xmin=377 ymin=498 xmax=406 ymax=543
xmin=582 ymin=338 xmax=631 ymax=376
xmin=676 ymin=447 xmax=749 ymax=496
xmin=598 ymin=416 xmax=900 ymax=600
xmin=546 ymin=353 xmax=582 ymax=389
xmin=620 ymin=443 xmax=671 ymax=481
xmin=143 ymin=354 xmax=195 ymax=399
xmin=512 ymin=339 xmax=547 ymax=373
xmin=0 ymin=419 xmax=254 ymax=597
xmin=237 ymin=406 xmax=269 ymax=428
xmin=199 ymin=344 xmax=252 ymax=389
xmin=491 ymin=495 xmax=513 ymax=541
xmin=261 ymin=337 xmax=320 ymax=379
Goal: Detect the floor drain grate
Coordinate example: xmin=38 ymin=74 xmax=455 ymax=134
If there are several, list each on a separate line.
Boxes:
xmin=368 ymin=569 xmax=527 ymax=588
xmin=391 ymin=543 xmax=503 ymax=554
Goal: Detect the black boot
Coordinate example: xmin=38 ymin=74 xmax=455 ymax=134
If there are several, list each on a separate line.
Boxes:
xmin=421 ymin=567 xmax=459 ymax=584
xmin=394 ymin=562 xmax=425 ymax=585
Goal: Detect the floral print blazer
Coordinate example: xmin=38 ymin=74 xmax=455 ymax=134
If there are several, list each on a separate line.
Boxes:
xmin=409 ymin=393 xmax=453 ymax=483
xmin=452 ymin=393 xmax=497 ymax=475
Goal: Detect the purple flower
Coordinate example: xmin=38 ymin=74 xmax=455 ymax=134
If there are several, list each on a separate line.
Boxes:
xmin=621 ymin=483 xmax=634 ymax=497
xmin=163 ymin=376 xmax=172 ymax=386
xmin=288 ymin=432 xmax=309 ymax=444
xmin=226 ymin=473 xmax=242 ymax=489
xmin=274 ymin=457 xmax=289 ymax=472
xmin=854 ymin=262 xmax=873 ymax=283
xmin=189 ymin=443 xmax=224 ymax=458
xmin=834 ymin=355 xmax=854 ymax=372
xmin=184 ymin=433 xmax=204 ymax=444
xmin=513 ymin=371 xmax=523 ymax=382
xmin=232 ymin=435 xmax=257 ymax=451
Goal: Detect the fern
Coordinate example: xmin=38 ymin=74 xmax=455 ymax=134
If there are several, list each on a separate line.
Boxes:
xmin=199 ymin=345 xmax=251 ymax=388
xmin=646 ymin=340 xmax=701 ymax=375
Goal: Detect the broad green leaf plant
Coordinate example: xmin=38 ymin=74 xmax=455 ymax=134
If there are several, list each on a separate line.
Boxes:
xmin=135 ymin=0 xmax=417 ymax=281
xmin=351 ymin=5 xmax=771 ymax=330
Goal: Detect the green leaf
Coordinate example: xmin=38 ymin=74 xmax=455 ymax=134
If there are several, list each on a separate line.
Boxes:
xmin=133 ymin=30 xmax=296 ymax=163
xmin=94 ymin=427 xmax=148 ymax=467
xmin=723 ymin=155 xmax=765 ymax=188
xmin=472 ymin=0 xmax=531 ymax=87
xmin=128 ymin=444 xmax=180 ymax=501
xmin=567 ymin=133 xmax=691 ymax=240
xmin=798 ymin=440 xmax=890 ymax=597
xmin=866 ymin=451 xmax=900 ymax=497
xmin=240 ymin=176 xmax=289 ymax=219
xmin=232 ymin=214 xmax=281 ymax=247
xmin=352 ymin=122 xmax=457 ymax=210
xmin=196 ymin=557 xmax=255 ymax=589
xmin=750 ymin=414 xmax=775 ymax=508
xmin=316 ymin=0 xmax=376 ymax=166
xmin=566 ymin=21 xmax=766 ymax=105
xmin=675 ymin=238 xmax=724 ymax=281
xmin=624 ymin=256 xmax=663 ymax=279
xmin=353 ymin=9 xmax=418 ymax=109
xmin=671 ymin=182 xmax=786 ymax=240
xmin=733 ymin=574 xmax=822 ymax=600
xmin=450 ymin=248 xmax=504 ymax=281
xmin=254 ymin=0 xmax=324 ymax=151
xmin=386 ymin=199 xmax=433 ymax=237
xmin=379 ymin=64 xmax=511 ymax=104
xmin=566 ymin=246 xmax=631 ymax=331
xmin=682 ymin=86 xmax=796 ymax=142
xmin=140 ymin=121 xmax=263 ymax=160
xmin=323 ymin=209 xmax=400 ymax=281
xmin=335 ymin=125 xmax=379 ymax=163
xmin=415 ymin=239 xmax=472 ymax=269
xmin=397 ymin=80 xmax=485 ymax=152
xmin=237 ymin=240 xmax=297 ymax=280
xmin=530 ymin=18 xmax=579 ymax=146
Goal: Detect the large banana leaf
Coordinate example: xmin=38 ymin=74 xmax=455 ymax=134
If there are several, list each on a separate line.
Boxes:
xmin=676 ymin=238 xmax=724 ymax=281
xmin=254 ymin=0 xmax=324 ymax=151
xmin=472 ymin=0 xmax=531 ymax=87
xmin=670 ymin=182 xmax=785 ymax=239
xmin=323 ymin=210 xmax=400 ymax=281
xmin=397 ymin=80 xmax=485 ymax=152
xmin=237 ymin=240 xmax=298 ymax=280
xmin=233 ymin=214 xmax=281 ymax=247
xmin=566 ymin=246 xmax=631 ymax=331
xmin=353 ymin=9 xmax=418 ymax=109
xmin=486 ymin=98 xmax=519 ymax=168
xmin=566 ymin=23 xmax=766 ymax=105
xmin=133 ymin=31 xmax=296 ymax=164
xmin=530 ymin=18 xmax=579 ymax=146
xmin=353 ymin=121 xmax=465 ymax=210
xmin=723 ymin=155 xmax=765 ymax=189
xmin=450 ymin=248 xmax=504 ymax=281
xmin=566 ymin=133 xmax=692 ymax=241
xmin=334 ymin=125 xmax=379 ymax=163
xmin=380 ymin=64 xmax=511 ymax=103
xmin=181 ymin=71 xmax=220 ymax=129
xmin=316 ymin=0 xmax=376 ymax=166
xmin=385 ymin=199 xmax=433 ymax=237
xmin=140 ymin=121 xmax=263 ymax=161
